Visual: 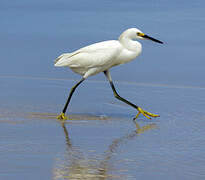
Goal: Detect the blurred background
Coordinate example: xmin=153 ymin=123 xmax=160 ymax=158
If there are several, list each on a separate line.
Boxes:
xmin=1 ymin=0 xmax=205 ymax=86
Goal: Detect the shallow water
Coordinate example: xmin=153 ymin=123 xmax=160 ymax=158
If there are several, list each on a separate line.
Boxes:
xmin=0 ymin=77 xmax=205 ymax=180
xmin=1 ymin=0 xmax=205 ymax=179
xmin=1 ymin=0 xmax=205 ymax=86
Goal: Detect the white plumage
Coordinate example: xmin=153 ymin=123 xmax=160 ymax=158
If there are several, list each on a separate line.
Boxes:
xmin=55 ymin=28 xmax=143 ymax=78
xmin=54 ymin=28 xmax=163 ymax=121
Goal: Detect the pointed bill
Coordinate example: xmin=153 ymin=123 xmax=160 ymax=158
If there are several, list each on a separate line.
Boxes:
xmin=138 ymin=32 xmax=163 ymax=44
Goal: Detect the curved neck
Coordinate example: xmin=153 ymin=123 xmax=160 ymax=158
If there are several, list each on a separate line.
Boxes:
xmin=119 ymin=36 xmax=142 ymax=52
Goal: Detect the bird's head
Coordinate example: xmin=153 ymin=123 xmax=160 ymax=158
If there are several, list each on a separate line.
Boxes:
xmin=120 ymin=28 xmax=163 ymax=44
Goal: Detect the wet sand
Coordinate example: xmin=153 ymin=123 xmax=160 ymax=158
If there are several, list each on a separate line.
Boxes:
xmin=0 ymin=77 xmax=205 ymax=180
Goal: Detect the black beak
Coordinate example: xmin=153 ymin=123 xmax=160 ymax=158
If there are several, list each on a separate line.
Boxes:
xmin=143 ymin=34 xmax=163 ymax=44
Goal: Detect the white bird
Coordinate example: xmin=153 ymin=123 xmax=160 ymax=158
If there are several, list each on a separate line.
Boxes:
xmin=54 ymin=28 xmax=163 ymax=120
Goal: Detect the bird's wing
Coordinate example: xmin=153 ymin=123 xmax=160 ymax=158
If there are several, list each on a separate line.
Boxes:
xmin=54 ymin=40 xmax=122 ymax=68
xmin=54 ymin=52 xmax=81 ymax=66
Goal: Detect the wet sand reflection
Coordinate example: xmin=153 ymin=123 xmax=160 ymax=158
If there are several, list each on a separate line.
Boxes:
xmin=53 ymin=120 xmax=157 ymax=180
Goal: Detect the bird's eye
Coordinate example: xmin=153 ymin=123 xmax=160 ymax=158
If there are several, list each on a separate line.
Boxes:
xmin=137 ymin=32 xmax=145 ymax=37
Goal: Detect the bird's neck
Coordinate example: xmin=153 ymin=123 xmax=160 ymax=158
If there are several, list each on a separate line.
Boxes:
xmin=119 ymin=37 xmax=142 ymax=52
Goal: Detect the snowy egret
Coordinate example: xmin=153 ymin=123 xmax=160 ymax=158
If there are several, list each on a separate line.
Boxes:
xmin=54 ymin=28 xmax=163 ymax=120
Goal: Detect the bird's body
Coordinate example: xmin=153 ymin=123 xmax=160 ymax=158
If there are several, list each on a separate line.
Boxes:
xmin=54 ymin=28 xmax=163 ymax=121
xmin=55 ymin=28 xmax=142 ymax=78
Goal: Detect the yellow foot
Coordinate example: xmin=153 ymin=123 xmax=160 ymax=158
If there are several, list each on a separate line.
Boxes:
xmin=57 ymin=113 xmax=68 ymax=121
xmin=134 ymin=107 xmax=160 ymax=120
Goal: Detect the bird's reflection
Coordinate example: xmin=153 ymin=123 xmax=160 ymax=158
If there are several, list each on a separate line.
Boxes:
xmin=53 ymin=120 xmax=157 ymax=179
xmin=61 ymin=122 xmax=72 ymax=147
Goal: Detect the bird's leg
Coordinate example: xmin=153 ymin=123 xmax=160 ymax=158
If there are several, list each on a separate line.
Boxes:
xmin=104 ymin=70 xmax=159 ymax=120
xmin=57 ymin=78 xmax=85 ymax=120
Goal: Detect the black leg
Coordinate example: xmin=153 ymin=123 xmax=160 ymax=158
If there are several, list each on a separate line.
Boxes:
xmin=57 ymin=78 xmax=85 ymax=120
xmin=103 ymin=70 xmax=160 ymax=120
xmin=62 ymin=78 xmax=85 ymax=113
xmin=104 ymin=70 xmax=139 ymax=110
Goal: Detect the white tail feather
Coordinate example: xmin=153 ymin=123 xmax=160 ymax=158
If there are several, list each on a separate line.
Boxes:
xmin=54 ymin=53 xmax=72 ymax=67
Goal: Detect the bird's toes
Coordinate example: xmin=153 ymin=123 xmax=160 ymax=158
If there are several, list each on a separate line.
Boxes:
xmin=135 ymin=107 xmax=160 ymax=120
xmin=57 ymin=113 xmax=68 ymax=121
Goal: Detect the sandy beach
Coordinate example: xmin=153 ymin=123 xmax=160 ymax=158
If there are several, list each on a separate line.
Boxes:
xmin=1 ymin=0 xmax=205 ymax=179
xmin=0 ymin=77 xmax=205 ymax=179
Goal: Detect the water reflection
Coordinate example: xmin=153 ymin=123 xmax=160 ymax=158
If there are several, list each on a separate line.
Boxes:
xmin=53 ymin=121 xmax=157 ymax=179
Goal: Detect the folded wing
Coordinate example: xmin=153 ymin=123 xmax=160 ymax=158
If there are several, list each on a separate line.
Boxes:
xmin=54 ymin=40 xmax=122 ymax=69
